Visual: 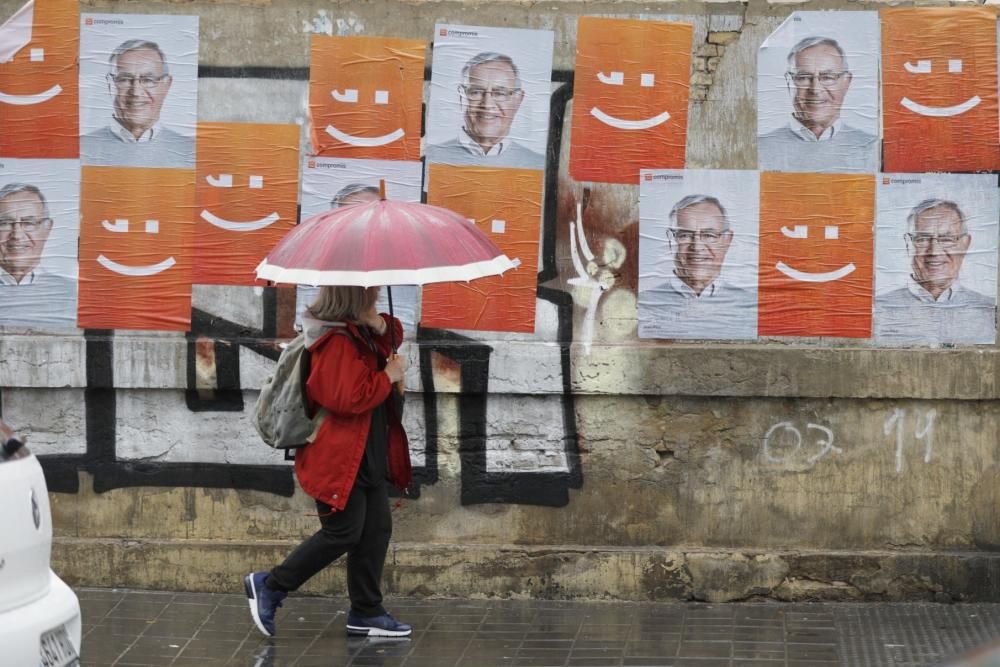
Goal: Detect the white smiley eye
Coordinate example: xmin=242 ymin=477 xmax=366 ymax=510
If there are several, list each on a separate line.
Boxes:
xmin=491 ymin=219 xmax=506 ymax=234
xmin=904 ymin=60 xmax=932 ymax=74
xmin=948 ymin=59 xmax=963 ymax=73
xmin=102 ymin=218 xmax=130 ymax=233
xmin=30 ymin=48 xmax=44 ymax=62
xmin=374 ymin=90 xmax=389 ymax=105
xmin=332 ymin=89 xmax=359 ymax=103
xmin=781 ymin=225 xmax=808 ymax=239
xmin=640 ymin=72 xmax=655 ymax=88
xmin=100 ymin=218 xmax=159 ymax=233
xmin=779 ymin=225 xmax=839 ymax=239
xmin=596 ymin=71 xmax=625 ymax=86
xmin=206 ymin=174 xmax=233 ymax=188
xmin=249 ymin=175 xmax=264 ymax=189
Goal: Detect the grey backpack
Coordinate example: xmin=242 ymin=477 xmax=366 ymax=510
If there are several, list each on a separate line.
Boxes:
xmin=253 ymin=332 xmax=333 ymax=449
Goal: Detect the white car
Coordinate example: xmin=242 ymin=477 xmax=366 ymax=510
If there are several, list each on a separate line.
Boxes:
xmin=0 ymin=420 xmax=81 ymax=667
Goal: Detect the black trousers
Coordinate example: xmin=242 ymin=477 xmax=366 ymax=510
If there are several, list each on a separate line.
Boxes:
xmin=265 ymin=481 xmax=392 ymax=617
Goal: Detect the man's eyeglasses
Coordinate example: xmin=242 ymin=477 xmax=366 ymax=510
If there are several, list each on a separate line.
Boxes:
xmin=667 ymin=228 xmax=729 ymax=244
xmin=906 ymin=232 xmax=968 ymax=249
xmin=108 ymin=73 xmax=169 ymax=90
xmin=786 ymin=70 xmax=849 ymax=88
xmin=0 ymin=217 xmax=51 ymax=233
xmin=459 ymin=85 xmax=521 ymax=102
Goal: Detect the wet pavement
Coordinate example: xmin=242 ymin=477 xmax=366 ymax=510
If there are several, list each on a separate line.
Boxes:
xmin=77 ymin=587 xmax=1000 ymax=667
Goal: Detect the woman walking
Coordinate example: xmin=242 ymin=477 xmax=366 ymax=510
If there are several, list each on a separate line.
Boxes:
xmin=244 ymin=285 xmax=412 ymax=638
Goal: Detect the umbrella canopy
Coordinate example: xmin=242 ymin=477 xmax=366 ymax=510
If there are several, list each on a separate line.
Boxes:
xmin=256 ymin=199 xmax=518 ymax=287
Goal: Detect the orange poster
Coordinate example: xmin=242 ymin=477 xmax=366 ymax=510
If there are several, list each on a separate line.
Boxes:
xmin=78 ymin=167 xmax=195 ymax=330
xmin=569 ymin=17 xmax=692 ymax=184
xmin=421 ymin=164 xmax=541 ymax=333
xmin=0 ymin=0 xmax=79 ymax=158
xmin=309 ymin=35 xmax=425 ymax=161
xmin=882 ymin=7 xmax=999 ymax=173
xmin=758 ymin=173 xmax=874 ymax=338
xmin=194 ymin=123 xmax=300 ymax=285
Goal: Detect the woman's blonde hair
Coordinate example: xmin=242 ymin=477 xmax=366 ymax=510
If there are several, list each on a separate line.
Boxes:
xmin=308 ymin=285 xmax=378 ymax=322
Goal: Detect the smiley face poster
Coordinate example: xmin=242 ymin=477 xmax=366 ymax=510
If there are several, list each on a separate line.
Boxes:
xmin=570 ymin=17 xmax=692 ymax=184
xmin=882 ymin=7 xmax=1000 ymax=173
xmin=0 ymin=0 xmax=80 ymax=158
xmin=421 ymin=164 xmax=541 ymax=333
xmin=758 ymin=173 xmax=874 ymax=338
xmin=194 ymin=122 xmax=299 ymax=285
xmin=78 ymin=166 xmax=195 ymax=330
xmin=309 ymin=35 xmax=426 ymax=161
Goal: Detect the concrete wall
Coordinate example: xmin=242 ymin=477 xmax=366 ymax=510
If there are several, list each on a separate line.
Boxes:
xmin=2 ymin=0 xmax=999 ymax=602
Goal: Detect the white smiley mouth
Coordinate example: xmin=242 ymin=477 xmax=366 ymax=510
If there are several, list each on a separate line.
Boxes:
xmin=325 ymin=124 xmax=405 ymax=147
xmin=901 ymin=96 xmax=981 ymax=117
xmin=200 ymin=210 xmax=280 ymax=232
xmin=97 ymin=254 xmax=175 ymax=277
xmin=590 ymin=107 xmax=670 ymax=131
xmin=0 ymin=83 xmax=61 ymax=106
xmin=776 ymin=261 xmax=856 ymax=283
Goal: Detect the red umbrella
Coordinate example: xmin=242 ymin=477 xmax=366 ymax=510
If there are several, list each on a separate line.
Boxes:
xmin=256 ymin=199 xmax=518 ymax=288
xmin=256 ymin=191 xmax=519 ymax=350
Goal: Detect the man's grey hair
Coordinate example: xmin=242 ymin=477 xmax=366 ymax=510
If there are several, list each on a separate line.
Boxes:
xmin=109 ymin=39 xmax=170 ymax=76
xmin=331 ymin=183 xmax=379 ymax=208
xmin=461 ymin=52 xmax=521 ymax=89
xmin=0 ymin=182 xmax=50 ymax=219
xmin=786 ymin=36 xmax=849 ymax=72
xmin=668 ymin=194 xmax=729 ymax=230
xmin=907 ymin=198 xmax=969 ymax=235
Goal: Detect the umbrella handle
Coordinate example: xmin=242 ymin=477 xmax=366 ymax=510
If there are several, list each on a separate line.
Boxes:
xmin=386 ymin=285 xmax=403 ymax=394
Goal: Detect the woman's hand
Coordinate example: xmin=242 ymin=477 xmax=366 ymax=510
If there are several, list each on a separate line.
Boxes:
xmin=384 ymin=354 xmax=406 ymax=383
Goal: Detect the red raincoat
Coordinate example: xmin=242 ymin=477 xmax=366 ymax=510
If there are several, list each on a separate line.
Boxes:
xmin=294 ymin=314 xmax=411 ymax=511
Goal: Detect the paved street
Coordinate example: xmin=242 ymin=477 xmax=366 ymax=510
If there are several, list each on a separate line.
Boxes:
xmin=76 ymin=588 xmax=1000 ymax=667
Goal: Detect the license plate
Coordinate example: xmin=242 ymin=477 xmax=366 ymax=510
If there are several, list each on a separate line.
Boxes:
xmin=39 ymin=624 xmax=78 ymax=667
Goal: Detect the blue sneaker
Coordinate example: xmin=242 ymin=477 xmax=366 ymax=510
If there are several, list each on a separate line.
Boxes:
xmin=243 ymin=571 xmax=286 ymax=637
xmin=346 ymin=611 xmax=412 ymax=637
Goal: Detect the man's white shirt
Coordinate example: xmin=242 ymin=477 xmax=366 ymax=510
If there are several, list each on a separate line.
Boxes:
xmin=0 ymin=265 xmax=38 ymax=285
xmin=108 ymin=117 xmax=164 ymax=144
xmin=788 ymin=117 xmax=843 ymax=142
xmin=458 ymin=127 xmax=507 ymax=156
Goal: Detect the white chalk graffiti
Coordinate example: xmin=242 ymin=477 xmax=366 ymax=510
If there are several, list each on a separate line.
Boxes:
xmin=883 ymin=408 xmax=937 ymax=473
xmin=567 ymin=201 xmax=608 ymax=355
xmin=762 ymin=421 xmax=841 ymax=465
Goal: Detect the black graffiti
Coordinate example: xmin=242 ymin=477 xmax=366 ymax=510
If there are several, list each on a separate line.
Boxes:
xmin=32 ymin=66 xmax=582 ymax=505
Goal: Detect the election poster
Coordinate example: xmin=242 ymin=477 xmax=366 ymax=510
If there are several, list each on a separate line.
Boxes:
xmin=426 ymin=24 xmax=553 ymax=170
xmin=875 ymin=173 xmax=998 ymax=345
xmin=638 ymin=169 xmax=759 ymax=340
xmin=421 ymin=163 xmax=541 ymax=333
xmin=0 ymin=158 xmax=79 ymax=328
xmin=571 ymin=17 xmax=693 ymax=184
xmin=0 ymin=0 xmax=80 ymax=158
xmin=194 ymin=122 xmax=300 ymax=285
xmin=757 ymin=11 xmax=880 ymax=174
xmin=758 ymin=172 xmax=874 ymax=338
xmin=309 ymin=35 xmax=426 ymax=161
xmin=882 ymin=7 xmax=999 ymax=173
xmin=79 ymin=13 xmax=199 ymax=169
xmin=78 ymin=166 xmax=195 ymax=330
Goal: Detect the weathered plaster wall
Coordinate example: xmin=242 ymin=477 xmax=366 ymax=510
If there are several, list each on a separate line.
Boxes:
xmin=2 ymin=0 xmax=999 ymax=602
